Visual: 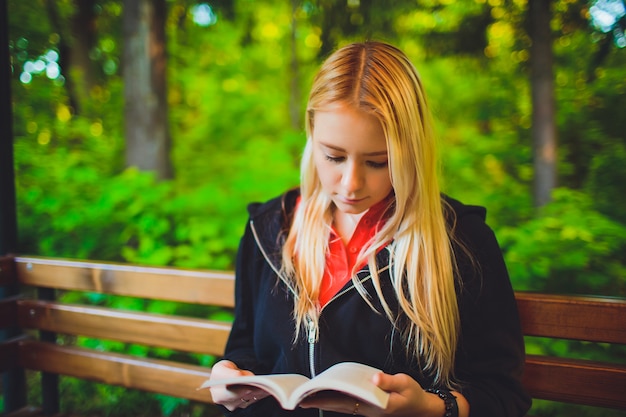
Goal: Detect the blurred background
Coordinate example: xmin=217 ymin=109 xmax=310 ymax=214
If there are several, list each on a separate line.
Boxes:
xmin=3 ymin=0 xmax=626 ymax=415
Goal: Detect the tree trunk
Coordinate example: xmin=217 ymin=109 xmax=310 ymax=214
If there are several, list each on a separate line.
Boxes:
xmin=123 ymin=0 xmax=173 ymax=179
xmin=529 ymin=0 xmax=557 ymax=207
xmin=45 ymin=0 xmax=97 ymax=114
xmin=70 ymin=0 xmax=99 ymax=106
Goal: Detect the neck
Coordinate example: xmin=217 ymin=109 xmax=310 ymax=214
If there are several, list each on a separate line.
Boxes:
xmin=334 ymin=210 xmax=367 ymax=245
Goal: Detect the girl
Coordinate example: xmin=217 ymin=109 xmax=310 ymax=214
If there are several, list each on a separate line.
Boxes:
xmin=209 ymin=41 xmax=530 ymax=417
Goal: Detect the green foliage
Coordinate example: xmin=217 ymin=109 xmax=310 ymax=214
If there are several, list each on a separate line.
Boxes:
xmin=530 ymin=399 xmax=626 ymax=417
xmin=499 ymin=188 xmax=626 ymax=294
xmin=22 ymin=372 xmax=222 ymax=417
xmin=585 ymin=142 xmax=626 ymax=225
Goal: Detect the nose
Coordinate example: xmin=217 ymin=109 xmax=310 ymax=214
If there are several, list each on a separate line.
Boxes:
xmin=341 ymin=161 xmax=364 ymax=193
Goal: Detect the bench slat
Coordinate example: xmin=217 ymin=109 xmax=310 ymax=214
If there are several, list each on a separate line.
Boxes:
xmin=516 ymin=292 xmax=626 ymax=344
xmin=14 ymin=257 xmax=235 ymax=307
xmin=523 ymin=354 xmax=626 ymax=409
xmin=2 ymin=406 xmax=49 ymax=417
xmin=16 ymin=299 xmax=231 ymax=356
xmin=17 ymin=339 xmax=214 ymax=403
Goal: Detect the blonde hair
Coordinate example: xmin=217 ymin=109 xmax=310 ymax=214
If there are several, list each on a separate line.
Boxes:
xmin=280 ymin=41 xmax=459 ymax=386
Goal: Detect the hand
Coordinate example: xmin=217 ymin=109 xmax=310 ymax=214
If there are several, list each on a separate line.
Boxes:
xmin=207 ymin=360 xmax=270 ymax=411
xmin=372 ymin=372 xmax=468 ymax=417
xmin=371 ymin=372 xmax=438 ymax=416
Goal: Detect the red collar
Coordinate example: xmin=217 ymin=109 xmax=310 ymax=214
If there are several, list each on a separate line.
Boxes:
xmin=320 ymin=196 xmax=392 ymax=306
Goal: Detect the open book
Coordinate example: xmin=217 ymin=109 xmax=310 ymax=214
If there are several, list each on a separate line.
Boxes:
xmin=198 ymin=362 xmax=390 ymax=411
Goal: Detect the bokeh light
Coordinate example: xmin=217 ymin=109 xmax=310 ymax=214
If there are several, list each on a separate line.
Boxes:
xmin=20 ymin=48 xmax=62 ymax=84
xmin=191 ymin=3 xmax=217 ymax=27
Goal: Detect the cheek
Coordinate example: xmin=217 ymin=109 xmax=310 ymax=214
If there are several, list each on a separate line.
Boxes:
xmin=313 ymin=154 xmax=335 ymax=188
xmin=373 ymin=173 xmax=394 ymax=197
xmin=372 ymin=170 xmax=392 ymax=188
xmin=317 ymin=165 xmax=336 ymax=190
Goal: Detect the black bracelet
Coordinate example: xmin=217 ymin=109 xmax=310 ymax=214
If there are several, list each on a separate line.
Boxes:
xmin=425 ymin=388 xmax=459 ymax=417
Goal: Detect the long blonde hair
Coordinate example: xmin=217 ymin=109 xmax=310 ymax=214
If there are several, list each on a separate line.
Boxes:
xmin=280 ymin=41 xmax=459 ymax=387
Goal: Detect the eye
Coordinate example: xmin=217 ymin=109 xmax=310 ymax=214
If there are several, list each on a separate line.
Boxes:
xmin=366 ymin=160 xmax=388 ymax=169
xmin=325 ymin=155 xmax=345 ymax=163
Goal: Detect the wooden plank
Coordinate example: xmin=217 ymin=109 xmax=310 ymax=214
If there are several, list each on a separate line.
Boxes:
xmin=516 ymin=292 xmax=626 ymax=344
xmin=523 ymin=354 xmax=626 ymax=409
xmin=0 ymin=255 xmax=17 ymax=286
xmin=2 ymin=406 xmax=50 ymax=417
xmin=16 ymin=299 xmax=231 ymax=356
xmin=0 ymin=296 xmax=17 ymax=328
xmin=17 ymin=339 xmax=216 ymax=404
xmin=0 ymin=405 xmax=72 ymax=417
xmin=15 ymin=256 xmax=235 ymax=307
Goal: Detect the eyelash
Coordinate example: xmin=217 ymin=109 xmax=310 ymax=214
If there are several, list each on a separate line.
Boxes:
xmin=325 ymin=155 xmax=343 ymax=163
xmin=368 ymin=161 xmax=388 ymax=169
xmin=325 ymin=155 xmax=388 ymax=169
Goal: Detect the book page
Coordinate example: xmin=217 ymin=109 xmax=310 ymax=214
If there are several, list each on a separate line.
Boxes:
xmin=198 ymin=373 xmax=310 ymax=407
xmin=198 ymin=362 xmax=390 ymax=411
xmin=291 ymin=362 xmax=389 ymax=410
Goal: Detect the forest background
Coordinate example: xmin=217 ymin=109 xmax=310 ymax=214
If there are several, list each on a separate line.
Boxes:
xmin=3 ymin=0 xmax=626 ymax=416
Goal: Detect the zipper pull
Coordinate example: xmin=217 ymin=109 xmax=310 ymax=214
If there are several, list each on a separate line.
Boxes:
xmin=307 ymin=318 xmax=318 ymax=344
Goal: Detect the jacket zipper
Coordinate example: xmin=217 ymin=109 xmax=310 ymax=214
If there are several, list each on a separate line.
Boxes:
xmin=307 ymin=317 xmax=322 ymax=417
xmin=251 ymin=221 xmax=323 ymax=378
xmin=250 ymin=220 xmax=389 ymax=417
xmin=307 ymin=317 xmax=318 ymax=377
xmin=306 ymin=275 xmax=374 ymax=376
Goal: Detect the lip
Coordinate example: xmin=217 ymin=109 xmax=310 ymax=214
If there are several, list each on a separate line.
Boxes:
xmin=337 ymin=196 xmax=367 ymax=205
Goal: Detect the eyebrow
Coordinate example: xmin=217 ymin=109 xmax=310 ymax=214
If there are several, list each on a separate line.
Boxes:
xmin=319 ymin=142 xmax=388 ymax=157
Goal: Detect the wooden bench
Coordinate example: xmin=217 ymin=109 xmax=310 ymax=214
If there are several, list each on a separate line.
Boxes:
xmin=1 ymin=255 xmax=626 ymax=415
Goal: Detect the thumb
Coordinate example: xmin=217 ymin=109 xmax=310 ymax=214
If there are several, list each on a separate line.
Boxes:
xmin=372 ymin=372 xmax=413 ymax=394
xmin=214 ymin=360 xmax=255 ymax=377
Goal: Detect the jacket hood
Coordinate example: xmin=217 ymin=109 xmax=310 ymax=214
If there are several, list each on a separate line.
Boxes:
xmin=247 ymin=188 xmax=488 ymax=237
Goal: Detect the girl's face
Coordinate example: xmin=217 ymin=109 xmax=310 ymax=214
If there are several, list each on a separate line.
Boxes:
xmin=312 ymin=105 xmax=393 ymax=215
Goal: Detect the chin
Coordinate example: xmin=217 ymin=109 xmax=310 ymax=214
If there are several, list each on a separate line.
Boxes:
xmin=334 ymin=201 xmax=369 ymax=214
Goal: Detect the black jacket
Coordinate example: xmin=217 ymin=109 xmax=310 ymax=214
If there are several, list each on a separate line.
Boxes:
xmin=222 ymin=188 xmax=531 ymax=417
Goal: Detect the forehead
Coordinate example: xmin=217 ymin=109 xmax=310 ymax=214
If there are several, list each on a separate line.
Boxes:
xmin=312 ymin=106 xmax=387 ymax=153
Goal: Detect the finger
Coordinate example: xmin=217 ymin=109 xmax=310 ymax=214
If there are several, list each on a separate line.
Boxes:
xmin=349 ymin=400 xmax=363 ymax=416
xmin=299 ymin=393 xmax=371 ymax=416
xmin=222 ymin=391 xmax=263 ymax=411
xmin=211 ymin=386 xmax=253 ymax=409
xmin=372 ymin=372 xmax=413 ymax=394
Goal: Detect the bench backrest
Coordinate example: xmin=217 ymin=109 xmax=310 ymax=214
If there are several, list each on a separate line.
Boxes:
xmin=1 ymin=256 xmax=626 ymax=412
xmin=516 ymin=292 xmax=626 ymax=408
xmin=1 ymin=256 xmax=234 ymax=404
